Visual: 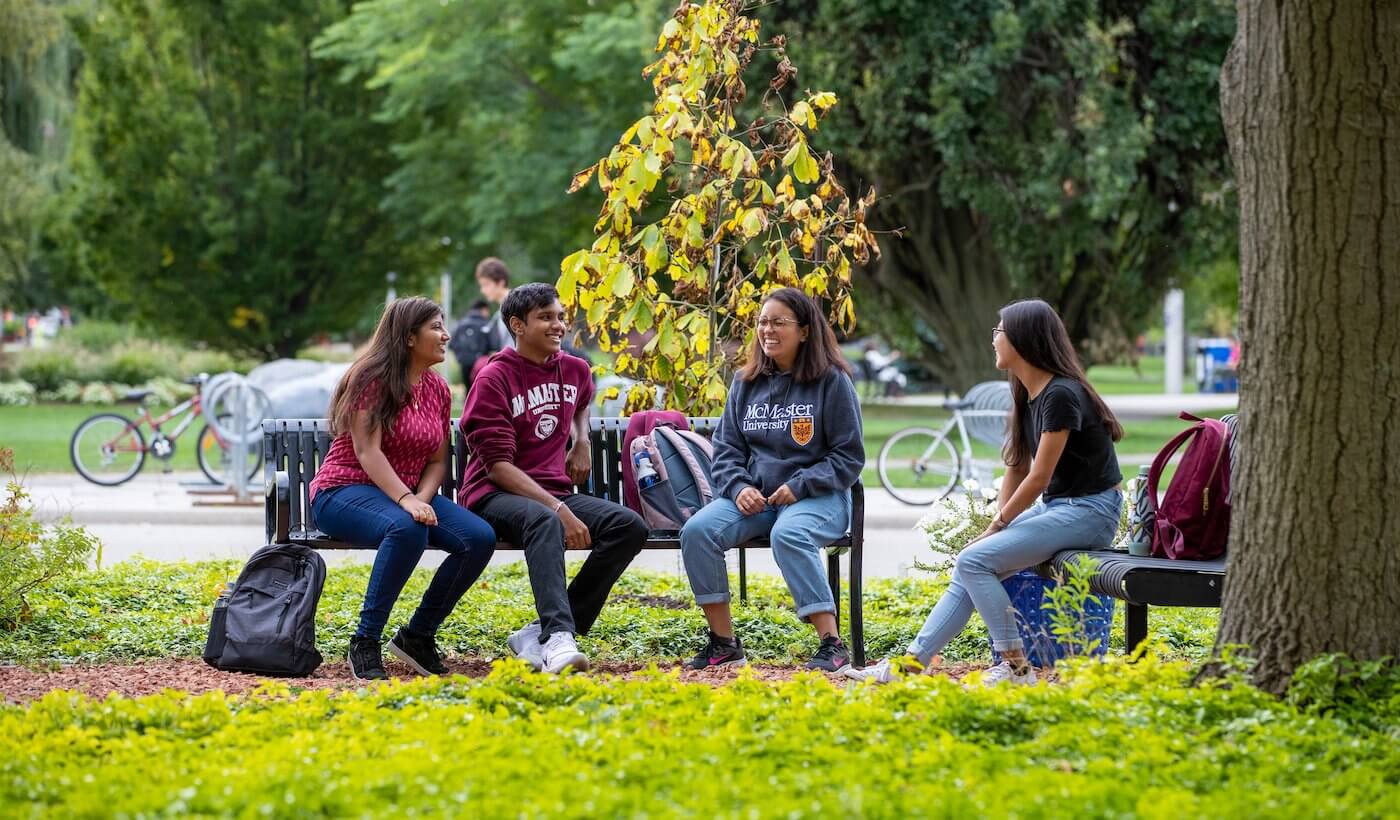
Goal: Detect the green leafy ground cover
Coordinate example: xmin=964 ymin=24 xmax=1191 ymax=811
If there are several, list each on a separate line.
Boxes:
xmin=0 ymin=560 xmax=1219 ymax=667
xmin=3 ymin=658 xmax=1397 ymax=817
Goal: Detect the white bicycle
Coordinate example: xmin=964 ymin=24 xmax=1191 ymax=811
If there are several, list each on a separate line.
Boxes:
xmin=877 ymin=381 xmax=1011 ymax=506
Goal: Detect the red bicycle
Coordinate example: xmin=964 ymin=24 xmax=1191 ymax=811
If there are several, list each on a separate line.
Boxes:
xmin=68 ymin=374 xmax=260 ymax=486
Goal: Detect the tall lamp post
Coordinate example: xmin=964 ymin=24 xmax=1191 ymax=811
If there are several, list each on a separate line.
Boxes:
xmin=439 ymin=236 xmax=453 ymax=321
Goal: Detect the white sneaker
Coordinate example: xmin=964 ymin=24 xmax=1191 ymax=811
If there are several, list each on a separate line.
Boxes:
xmin=507 ymin=622 xmax=544 ymax=672
xmin=978 ymin=661 xmax=1038 ymax=687
xmin=842 ymin=656 xmax=922 ymax=684
xmin=541 ymin=631 xmax=589 ymax=674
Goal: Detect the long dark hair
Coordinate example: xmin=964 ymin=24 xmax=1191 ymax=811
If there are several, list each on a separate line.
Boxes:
xmin=328 ymin=296 xmax=444 ymax=437
xmin=1000 ymin=299 xmax=1123 ymax=467
xmin=737 ymin=288 xmax=852 ymax=384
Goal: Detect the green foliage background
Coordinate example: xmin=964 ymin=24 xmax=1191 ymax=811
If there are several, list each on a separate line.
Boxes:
xmin=54 ymin=0 xmax=414 ymax=357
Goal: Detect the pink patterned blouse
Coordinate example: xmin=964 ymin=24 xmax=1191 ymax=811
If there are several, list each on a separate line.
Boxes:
xmin=309 ymin=371 xmax=453 ymax=502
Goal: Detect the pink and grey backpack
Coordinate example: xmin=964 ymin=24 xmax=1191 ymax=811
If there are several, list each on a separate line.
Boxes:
xmin=627 ymin=425 xmax=715 ymax=531
xmin=1147 ymin=412 xmax=1234 ymax=560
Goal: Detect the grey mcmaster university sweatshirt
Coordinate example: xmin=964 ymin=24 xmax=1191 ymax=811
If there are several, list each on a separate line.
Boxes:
xmin=711 ymin=367 xmax=865 ymax=501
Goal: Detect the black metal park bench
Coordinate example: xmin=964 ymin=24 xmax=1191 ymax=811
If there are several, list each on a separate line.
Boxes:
xmin=1040 ymin=550 xmax=1226 ymax=653
xmin=263 ymin=417 xmax=869 ymax=666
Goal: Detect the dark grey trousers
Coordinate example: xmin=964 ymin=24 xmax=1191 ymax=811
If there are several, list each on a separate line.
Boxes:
xmin=473 ymin=492 xmax=648 ymax=638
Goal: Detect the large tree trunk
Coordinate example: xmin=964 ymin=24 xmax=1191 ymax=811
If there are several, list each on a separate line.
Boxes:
xmin=859 ymin=180 xmax=1009 ymax=392
xmin=1216 ymin=1 xmax=1400 ymax=693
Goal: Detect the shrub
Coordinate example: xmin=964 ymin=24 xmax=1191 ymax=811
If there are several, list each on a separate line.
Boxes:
xmin=0 ymin=657 xmax=1397 ymax=816
xmin=102 ymin=340 xmax=180 ymax=384
xmin=179 ymin=349 xmax=249 ymax=378
xmin=0 ymin=381 xmax=36 ymax=407
xmin=0 ymin=449 xmax=99 ymax=630
xmin=15 ymin=350 xmax=81 ymax=392
xmin=1286 ymin=653 xmax=1400 ymax=731
xmin=61 ymin=319 xmax=135 ymax=352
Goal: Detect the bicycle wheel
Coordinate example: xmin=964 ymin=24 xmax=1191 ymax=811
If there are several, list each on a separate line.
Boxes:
xmin=878 ymin=426 xmax=961 ymax=506
xmin=196 ymin=419 xmax=261 ymax=485
xmin=70 ymin=413 xmax=146 ymax=486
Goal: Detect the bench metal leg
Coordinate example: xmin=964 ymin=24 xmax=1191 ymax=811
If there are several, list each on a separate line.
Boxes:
xmin=827 ymin=551 xmax=841 ymax=632
xmin=1126 ymin=602 xmax=1148 ymax=656
xmin=739 ymin=547 xmax=747 ymax=603
xmin=850 ymin=542 xmax=865 ymax=667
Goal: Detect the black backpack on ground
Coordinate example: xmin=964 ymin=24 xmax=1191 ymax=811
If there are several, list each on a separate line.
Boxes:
xmin=204 ymin=543 xmax=326 ymax=676
xmin=449 ymin=314 xmax=496 ymax=376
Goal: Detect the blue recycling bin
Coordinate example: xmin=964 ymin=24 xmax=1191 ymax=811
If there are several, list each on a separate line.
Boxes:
xmin=1195 ymin=338 xmax=1237 ymax=393
xmin=991 ymin=570 xmax=1115 ymax=668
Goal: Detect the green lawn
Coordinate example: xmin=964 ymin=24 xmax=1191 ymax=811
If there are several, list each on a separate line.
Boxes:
xmin=1086 ymin=354 xmax=1198 ymax=395
xmin=0 ymin=402 xmax=207 ymax=476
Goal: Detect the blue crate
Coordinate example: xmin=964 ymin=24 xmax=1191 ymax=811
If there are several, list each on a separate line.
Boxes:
xmin=991 ymin=570 xmax=1116 ymax=668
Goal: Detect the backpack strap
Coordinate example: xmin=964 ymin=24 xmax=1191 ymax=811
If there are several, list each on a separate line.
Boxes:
xmin=1145 ymin=412 xmax=1206 ymax=517
xmin=654 ymin=425 xmax=711 ymax=505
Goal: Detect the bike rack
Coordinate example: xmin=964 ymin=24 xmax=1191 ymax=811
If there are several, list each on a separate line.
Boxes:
xmin=185 ymin=372 xmax=269 ymax=503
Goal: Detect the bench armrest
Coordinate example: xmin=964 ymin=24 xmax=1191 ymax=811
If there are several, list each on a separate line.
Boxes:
xmin=265 ymin=471 xmax=290 ymax=543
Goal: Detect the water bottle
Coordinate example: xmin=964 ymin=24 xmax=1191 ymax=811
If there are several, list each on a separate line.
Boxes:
xmin=1121 ymin=465 xmax=1155 ymax=557
xmin=635 ymin=452 xmax=661 ymax=490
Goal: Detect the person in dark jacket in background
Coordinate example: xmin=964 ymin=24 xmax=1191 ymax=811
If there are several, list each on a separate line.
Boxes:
xmin=679 ymin=288 xmax=864 ymax=672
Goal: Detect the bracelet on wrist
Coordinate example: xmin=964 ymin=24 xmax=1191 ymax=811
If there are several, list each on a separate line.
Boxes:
xmin=397 ymin=490 xmax=413 ymax=505
xmin=552 ymin=499 xmax=565 ymax=513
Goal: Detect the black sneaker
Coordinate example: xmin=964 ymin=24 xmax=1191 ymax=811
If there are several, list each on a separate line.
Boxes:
xmin=388 ymin=626 xmax=448 ymax=676
xmin=684 ymin=631 xmax=747 ymax=670
xmin=349 ymin=635 xmax=388 ymax=681
xmin=805 ymin=635 xmax=850 ymax=672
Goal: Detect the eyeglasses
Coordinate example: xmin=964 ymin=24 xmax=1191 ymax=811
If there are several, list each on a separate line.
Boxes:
xmin=756 ymin=318 xmax=801 ymax=329
xmin=992 ymin=326 xmax=1006 ymax=342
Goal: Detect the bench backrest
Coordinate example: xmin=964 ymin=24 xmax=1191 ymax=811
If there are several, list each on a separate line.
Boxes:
xmin=262 ymin=417 xmax=720 ymax=537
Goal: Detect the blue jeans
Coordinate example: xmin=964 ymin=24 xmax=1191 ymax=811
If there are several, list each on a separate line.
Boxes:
xmin=312 ymin=484 xmax=497 ymax=641
xmin=680 ymin=492 xmax=850 ymax=619
xmin=908 ymin=487 xmax=1122 ymax=661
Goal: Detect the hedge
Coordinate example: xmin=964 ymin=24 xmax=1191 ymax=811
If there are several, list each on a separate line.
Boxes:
xmin=2 ymin=658 xmax=1398 ymax=817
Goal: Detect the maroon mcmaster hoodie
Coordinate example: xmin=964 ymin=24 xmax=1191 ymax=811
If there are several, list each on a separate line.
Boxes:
xmin=457 ymin=347 xmax=595 ymax=509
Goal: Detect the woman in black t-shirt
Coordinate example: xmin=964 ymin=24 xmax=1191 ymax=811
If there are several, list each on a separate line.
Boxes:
xmin=847 ymin=299 xmax=1124 ymax=686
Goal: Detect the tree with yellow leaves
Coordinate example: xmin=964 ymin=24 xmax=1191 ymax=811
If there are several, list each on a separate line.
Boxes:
xmin=559 ymin=0 xmax=881 ymax=415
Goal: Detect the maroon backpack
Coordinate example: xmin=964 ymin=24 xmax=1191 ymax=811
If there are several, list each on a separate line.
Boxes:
xmin=1146 ymin=412 xmax=1233 ymax=560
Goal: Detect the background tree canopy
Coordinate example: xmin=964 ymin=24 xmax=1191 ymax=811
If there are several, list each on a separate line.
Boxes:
xmin=0 ymin=0 xmax=77 ymax=310
xmin=10 ymin=0 xmax=1239 ymax=372
xmin=779 ymin=0 xmax=1237 ymax=388
xmin=314 ymin=0 xmax=666 ymax=284
xmin=56 ymin=0 xmax=412 ymax=357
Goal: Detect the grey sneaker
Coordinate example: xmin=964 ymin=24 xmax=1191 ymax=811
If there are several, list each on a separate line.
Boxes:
xmin=507 ymin=622 xmax=544 ymax=672
xmin=978 ymin=661 xmax=1038 ymax=687
xmin=541 ymin=632 xmax=589 ymax=674
xmin=804 ymin=635 xmax=850 ymax=672
xmin=684 ymin=631 xmax=747 ymax=670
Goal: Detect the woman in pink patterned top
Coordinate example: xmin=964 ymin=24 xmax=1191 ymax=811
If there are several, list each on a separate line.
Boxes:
xmin=310 ymin=297 xmax=496 ymax=681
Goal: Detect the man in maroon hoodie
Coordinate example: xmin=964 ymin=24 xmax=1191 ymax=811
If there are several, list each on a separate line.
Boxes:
xmin=459 ymin=283 xmax=648 ymax=673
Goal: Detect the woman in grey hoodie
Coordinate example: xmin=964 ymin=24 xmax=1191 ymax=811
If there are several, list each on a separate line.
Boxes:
xmin=680 ymin=288 xmax=864 ymax=672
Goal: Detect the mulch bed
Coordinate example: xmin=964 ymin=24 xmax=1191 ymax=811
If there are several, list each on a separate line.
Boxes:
xmin=0 ymin=657 xmax=997 ymax=705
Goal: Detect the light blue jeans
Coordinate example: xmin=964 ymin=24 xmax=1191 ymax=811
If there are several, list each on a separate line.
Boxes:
xmin=908 ymin=487 xmax=1122 ymax=661
xmin=680 ymin=491 xmax=850 ymax=619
